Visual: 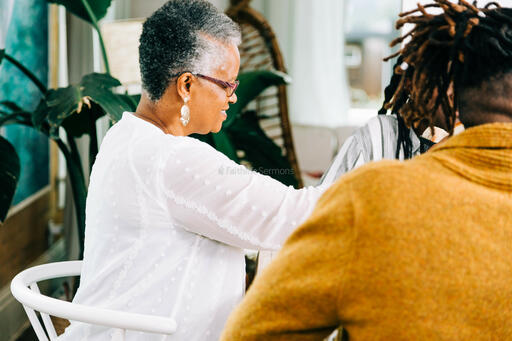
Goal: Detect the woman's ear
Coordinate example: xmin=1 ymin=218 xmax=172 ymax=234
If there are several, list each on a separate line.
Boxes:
xmin=176 ymin=73 xmax=193 ymax=101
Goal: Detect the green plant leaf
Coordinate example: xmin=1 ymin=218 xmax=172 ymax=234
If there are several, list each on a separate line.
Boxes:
xmin=81 ymin=72 xmax=120 ymax=88
xmin=212 ymin=130 xmax=239 ymax=163
xmin=189 ymin=133 xmax=214 ymax=146
xmin=47 ymin=0 xmax=112 ymax=23
xmin=0 ymin=101 xmax=24 ymax=113
xmin=0 ymin=136 xmax=20 ymax=222
xmin=32 ymin=98 xmax=48 ymax=129
xmin=225 ymin=70 xmax=290 ymax=127
xmin=62 ymin=102 xmax=105 ymax=138
xmin=117 ymin=94 xmax=139 ymax=112
xmin=32 ymin=73 xmax=132 ymax=137
xmin=0 ymin=111 xmax=32 ymax=127
xmin=80 ymin=73 xmax=128 ymax=122
xmin=40 ymin=85 xmax=81 ymax=137
xmin=130 ymin=94 xmax=141 ymax=104
xmin=227 ymin=110 xmax=299 ymax=187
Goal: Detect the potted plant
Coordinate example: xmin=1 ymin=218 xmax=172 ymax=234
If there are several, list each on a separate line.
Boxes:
xmin=0 ymin=0 xmax=134 ymax=259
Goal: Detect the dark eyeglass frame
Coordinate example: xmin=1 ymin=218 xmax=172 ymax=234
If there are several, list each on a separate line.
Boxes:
xmin=196 ymin=74 xmax=239 ymax=97
xmin=172 ymin=71 xmax=239 ymax=97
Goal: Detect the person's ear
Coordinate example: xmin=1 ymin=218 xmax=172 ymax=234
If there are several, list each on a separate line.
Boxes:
xmin=176 ymin=72 xmax=193 ymax=101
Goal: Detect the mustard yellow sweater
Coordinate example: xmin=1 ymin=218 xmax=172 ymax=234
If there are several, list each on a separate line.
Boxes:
xmin=221 ymin=123 xmax=512 ymax=341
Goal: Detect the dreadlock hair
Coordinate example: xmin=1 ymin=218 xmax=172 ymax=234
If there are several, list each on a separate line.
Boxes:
xmin=380 ymin=0 xmax=512 ymax=157
xmin=378 ymin=56 xmax=416 ymax=159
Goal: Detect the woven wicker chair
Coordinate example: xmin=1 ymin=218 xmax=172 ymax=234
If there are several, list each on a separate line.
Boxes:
xmin=226 ymin=0 xmax=303 ymax=187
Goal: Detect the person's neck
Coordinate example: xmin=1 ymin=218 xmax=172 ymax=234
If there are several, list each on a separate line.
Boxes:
xmin=460 ymin=88 xmax=512 ymax=127
xmin=135 ymin=94 xmax=188 ymax=136
xmin=460 ymin=112 xmax=512 ymax=128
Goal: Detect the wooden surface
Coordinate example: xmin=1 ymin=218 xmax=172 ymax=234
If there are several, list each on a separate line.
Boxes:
xmin=0 ymin=187 xmax=50 ymax=287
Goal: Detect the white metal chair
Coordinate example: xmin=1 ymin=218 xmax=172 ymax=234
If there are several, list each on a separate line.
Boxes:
xmin=10 ymin=261 xmax=177 ymax=340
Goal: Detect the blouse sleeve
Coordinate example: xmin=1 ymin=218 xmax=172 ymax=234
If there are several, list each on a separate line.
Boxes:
xmin=157 ymin=137 xmax=328 ymax=251
xmin=320 ymin=134 xmax=366 ymax=186
xmin=320 ymin=115 xmax=395 ymax=186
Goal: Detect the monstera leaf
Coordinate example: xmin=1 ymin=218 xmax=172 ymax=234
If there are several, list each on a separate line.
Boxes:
xmin=62 ymin=102 xmax=107 ymax=138
xmin=80 ymin=73 xmax=130 ymax=121
xmin=117 ymin=94 xmax=139 ymax=112
xmin=224 ymin=70 xmax=290 ymax=127
xmin=33 ymin=73 xmax=132 ymax=137
xmin=0 ymin=135 xmax=20 ymax=222
xmin=47 ymin=0 xmax=112 ymax=24
xmin=212 ymin=131 xmax=239 ymax=163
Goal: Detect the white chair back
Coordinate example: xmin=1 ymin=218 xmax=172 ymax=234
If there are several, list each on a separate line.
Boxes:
xmin=10 ymin=261 xmax=177 ymax=340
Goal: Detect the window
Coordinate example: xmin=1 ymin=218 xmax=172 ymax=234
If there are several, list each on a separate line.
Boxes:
xmin=344 ymin=0 xmax=401 ymax=110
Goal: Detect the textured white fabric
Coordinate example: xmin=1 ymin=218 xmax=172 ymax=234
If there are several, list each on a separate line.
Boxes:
xmin=58 ymin=112 xmax=327 ymax=341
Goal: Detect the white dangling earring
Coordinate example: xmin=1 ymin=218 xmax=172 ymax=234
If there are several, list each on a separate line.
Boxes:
xmin=180 ymin=97 xmax=190 ymax=126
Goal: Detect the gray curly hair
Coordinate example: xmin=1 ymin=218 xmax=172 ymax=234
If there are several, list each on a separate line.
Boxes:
xmin=139 ymin=0 xmax=241 ymax=101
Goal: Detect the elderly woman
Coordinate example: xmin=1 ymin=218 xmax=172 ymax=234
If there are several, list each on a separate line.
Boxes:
xmin=59 ymin=1 xmax=327 ymax=340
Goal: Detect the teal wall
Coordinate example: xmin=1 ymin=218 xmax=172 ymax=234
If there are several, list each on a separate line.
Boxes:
xmin=0 ymin=0 xmax=49 ymax=205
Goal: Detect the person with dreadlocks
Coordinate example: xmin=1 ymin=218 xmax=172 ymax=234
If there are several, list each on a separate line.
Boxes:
xmin=320 ymin=55 xmax=463 ymax=185
xmin=221 ymin=1 xmax=512 ymax=340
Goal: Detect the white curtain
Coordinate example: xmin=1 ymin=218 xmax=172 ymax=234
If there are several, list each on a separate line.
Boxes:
xmin=256 ymin=0 xmax=350 ymax=127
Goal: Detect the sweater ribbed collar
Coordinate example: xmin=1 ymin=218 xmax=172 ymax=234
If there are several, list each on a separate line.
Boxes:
xmin=429 ymin=123 xmax=512 ymax=190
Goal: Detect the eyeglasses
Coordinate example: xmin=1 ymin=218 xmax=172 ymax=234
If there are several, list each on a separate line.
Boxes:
xmin=172 ymin=71 xmax=239 ymax=97
xmin=195 ymin=74 xmax=239 ymax=97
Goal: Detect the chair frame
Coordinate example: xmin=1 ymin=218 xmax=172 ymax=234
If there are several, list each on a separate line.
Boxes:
xmin=10 ymin=261 xmax=176 ymax=341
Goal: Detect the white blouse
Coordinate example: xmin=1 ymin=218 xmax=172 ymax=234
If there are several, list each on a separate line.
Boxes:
xmin=59 ymin=112 xmax=327 ymax=341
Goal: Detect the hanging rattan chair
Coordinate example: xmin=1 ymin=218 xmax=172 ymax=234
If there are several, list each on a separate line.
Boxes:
xmin=226 ymin=0 xmax=303 ymax=187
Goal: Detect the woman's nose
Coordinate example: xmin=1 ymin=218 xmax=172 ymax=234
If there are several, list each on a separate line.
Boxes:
xmin=228 ymin=92 xmax=237 ymax=104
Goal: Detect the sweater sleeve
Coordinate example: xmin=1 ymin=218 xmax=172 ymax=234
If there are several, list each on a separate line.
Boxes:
xmin=220 ymin=178 xmax=356 ymax=341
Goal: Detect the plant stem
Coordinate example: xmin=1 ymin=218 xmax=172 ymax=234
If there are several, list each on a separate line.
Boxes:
xmin=65 ymin=131 xmax=87 ymax=257
xmin=66 ymin=131 xmax=85 ymax=182
xmin=55 ymin=138 xmax=87 ymax=259
xmin=89 ymin=115 xmax=98 ymax=173
xmin=0 ymin=112 xmax=31 ymax=126
xmin=80 ymin=0 xmax=111 ymax=74
xmin=4 ymin=54 xmax=47 ymax=94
